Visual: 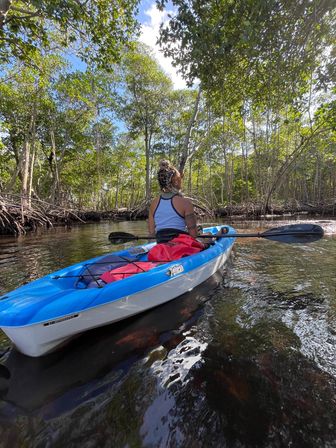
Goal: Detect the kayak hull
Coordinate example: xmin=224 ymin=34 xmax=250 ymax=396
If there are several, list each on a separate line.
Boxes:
xmin=0 ymin=226 xmax=235 ymax=357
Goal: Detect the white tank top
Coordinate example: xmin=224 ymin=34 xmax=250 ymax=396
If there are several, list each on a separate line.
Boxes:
xmin=153 ymin=195 xmax=187 ymax=232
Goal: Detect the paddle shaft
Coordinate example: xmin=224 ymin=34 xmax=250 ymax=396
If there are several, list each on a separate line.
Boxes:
xmin=111 ymin=231 xmax=319 ymax=240
xmin=108 ymin=224 xmax=324 ymax=244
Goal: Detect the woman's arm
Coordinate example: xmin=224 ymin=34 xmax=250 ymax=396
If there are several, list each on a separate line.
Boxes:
xmin=148 ymin=200 xmax=156 ymax=238
xmin=184 ymin=199 xmax=198 ymax=238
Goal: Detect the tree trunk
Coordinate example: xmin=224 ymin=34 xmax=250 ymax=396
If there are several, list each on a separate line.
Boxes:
xmin=21 ymin=139 xmax=31 ymax=208
xmin=196 ymin=161 xmax=200 ymax=196
xmin=242 ymin=117 xmax=249 ymax=202
xmin=178 ymin=85 xmax=201 ymax=175
xmin=222 ymin=145 xmax=229 ymax=204
xmin=50 ymin=129 xmax=60 ymax=204
xmin=115 ymin=171 xmax=120 ymax=208
xmin=27 ymin=113 xmax=37 ymax=207
xmin=27 ymin=144 xmax=36 ymax=207
xmin=188 ymin=157 xmax=192 ymax=195
xmin=145 ymin=126 xmax=151 ymax=202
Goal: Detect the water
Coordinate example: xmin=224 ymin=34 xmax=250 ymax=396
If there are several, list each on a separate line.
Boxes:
xmin=0 ymin=219 xmax=335 ymax=447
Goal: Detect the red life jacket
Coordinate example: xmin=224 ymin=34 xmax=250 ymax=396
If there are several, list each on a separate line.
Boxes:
xmin=148 ymin=233 xmax=204 ymax=262
xmin=100 ymin=261 xmax=158 ymax=284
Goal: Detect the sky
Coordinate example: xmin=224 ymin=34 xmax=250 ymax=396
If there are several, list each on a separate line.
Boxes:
xmin=137 ymin=0 xmax=187 ymax=90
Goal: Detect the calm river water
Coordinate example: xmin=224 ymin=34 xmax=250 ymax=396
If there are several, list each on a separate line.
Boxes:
xmin=0 ymin=219 xmax=335 ymax=448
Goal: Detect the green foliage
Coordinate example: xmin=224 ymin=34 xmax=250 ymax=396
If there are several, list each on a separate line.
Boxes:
xmin=0 ymin=5 xmax=335 ymax=211
xmin=315 ymin=99 xmax=336 ymax=131
xmin=158 ymin=0 xmax=334 ymax=106
xmin=120 ymin=45 xmax=173 ymax=135
xmin=0 ymin=0 xmax=140 ymax=68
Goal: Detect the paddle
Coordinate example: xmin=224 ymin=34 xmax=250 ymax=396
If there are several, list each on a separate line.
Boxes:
xmin=108 ymin=224 xmax=324 ymax=245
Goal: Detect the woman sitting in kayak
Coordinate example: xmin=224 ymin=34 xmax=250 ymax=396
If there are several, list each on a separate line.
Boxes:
xmin=148 ymin=160 xmax=199 ymax=243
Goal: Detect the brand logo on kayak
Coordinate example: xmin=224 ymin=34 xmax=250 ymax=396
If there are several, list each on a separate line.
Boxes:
xmin=43 ymin=313 xmax=79 ymax=326
xmin=167 ymin=264 xmax=184 ymax=276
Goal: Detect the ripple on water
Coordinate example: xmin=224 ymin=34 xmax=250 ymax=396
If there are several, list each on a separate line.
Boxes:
xmin=140 ymin=336 xmax=208 ymax=447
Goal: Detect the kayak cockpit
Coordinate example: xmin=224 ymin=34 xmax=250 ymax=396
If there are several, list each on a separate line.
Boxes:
xmin=54 ymin=229 xmax=230 ymax=290
xmin=75 ymin=253 xmax=150 ymax=289
xmin=52 ymin=245 xmax=153 ymax=290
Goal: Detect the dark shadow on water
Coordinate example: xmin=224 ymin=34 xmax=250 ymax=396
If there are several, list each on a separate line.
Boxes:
xmin=191 ymin=332 xmax=336 ymax=448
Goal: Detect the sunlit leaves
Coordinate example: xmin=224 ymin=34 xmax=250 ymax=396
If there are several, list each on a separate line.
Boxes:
xmin=158 ymin=0 xmax=335 ymax=107
xmin=0 ymin=0 xmax=140 ymax=68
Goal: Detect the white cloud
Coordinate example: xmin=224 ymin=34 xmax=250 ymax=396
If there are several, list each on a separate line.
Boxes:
xmin=139 ymin=3 xmax=188 ymax=90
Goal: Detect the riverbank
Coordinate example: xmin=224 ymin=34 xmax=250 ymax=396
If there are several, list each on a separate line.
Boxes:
xmin=1 ymin=194 xmax=335 ymax=235
xmin=216 ymin=200 xmax=336 ymax=219
xmin=0 ymin=194 xmax=141 ymax=235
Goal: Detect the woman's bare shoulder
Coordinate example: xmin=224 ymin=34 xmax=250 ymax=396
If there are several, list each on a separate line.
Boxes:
xmin=173 ymin=195 xmax=194 ymax=211
xmin=149 ymin=196 xmax=160 ymax=211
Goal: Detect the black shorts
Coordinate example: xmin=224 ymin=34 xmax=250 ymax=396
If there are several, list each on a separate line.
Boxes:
xmin=156 ymin=228 xmax=189 ymax=243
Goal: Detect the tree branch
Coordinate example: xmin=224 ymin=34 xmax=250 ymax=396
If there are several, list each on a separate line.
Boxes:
xmin=0 ymin=0 xmax=12 ymax=29
xmin=178 ymin=84 xmax=202 ymax=174
xmin=4 ymin=11 xmax=44 ymax=25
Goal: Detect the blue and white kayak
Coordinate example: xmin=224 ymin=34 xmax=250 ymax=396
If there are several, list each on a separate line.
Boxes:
xmin=0 ymin=226 xmax=236 ymax=357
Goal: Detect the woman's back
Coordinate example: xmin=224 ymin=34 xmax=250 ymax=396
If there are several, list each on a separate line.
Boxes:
xmin=153 ymin=193 xmax=187 ymax=232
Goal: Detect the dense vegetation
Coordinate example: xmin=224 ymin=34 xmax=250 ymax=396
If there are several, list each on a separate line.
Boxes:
xmin=0 ymin=0 xmax=335 ymax=223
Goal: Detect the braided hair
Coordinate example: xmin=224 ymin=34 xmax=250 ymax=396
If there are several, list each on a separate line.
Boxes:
xmin=157 ymin=160 xmax=180 ymax=193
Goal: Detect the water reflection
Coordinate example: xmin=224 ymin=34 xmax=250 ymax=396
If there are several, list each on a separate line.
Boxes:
xmin=227 ymin=237 xmax=336 ymax=378
xmin=0 ymin=219 xmax=335 ymax=447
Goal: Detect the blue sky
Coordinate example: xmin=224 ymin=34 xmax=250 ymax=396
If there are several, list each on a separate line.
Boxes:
xmin=137 ymin=0 xmax=156 ymax=22
xmin=137 ymin=0 xmax=187 ymax=89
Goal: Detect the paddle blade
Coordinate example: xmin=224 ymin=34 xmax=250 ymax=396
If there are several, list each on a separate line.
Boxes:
xmin=263 ymin=224 xmax=324 ymax=243
xmin=108 ymin=232 xmax=138 ymax=244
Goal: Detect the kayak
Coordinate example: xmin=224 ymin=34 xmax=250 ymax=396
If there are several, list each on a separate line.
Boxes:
xmin=0 ymin=225 xmax=236 ymax=357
